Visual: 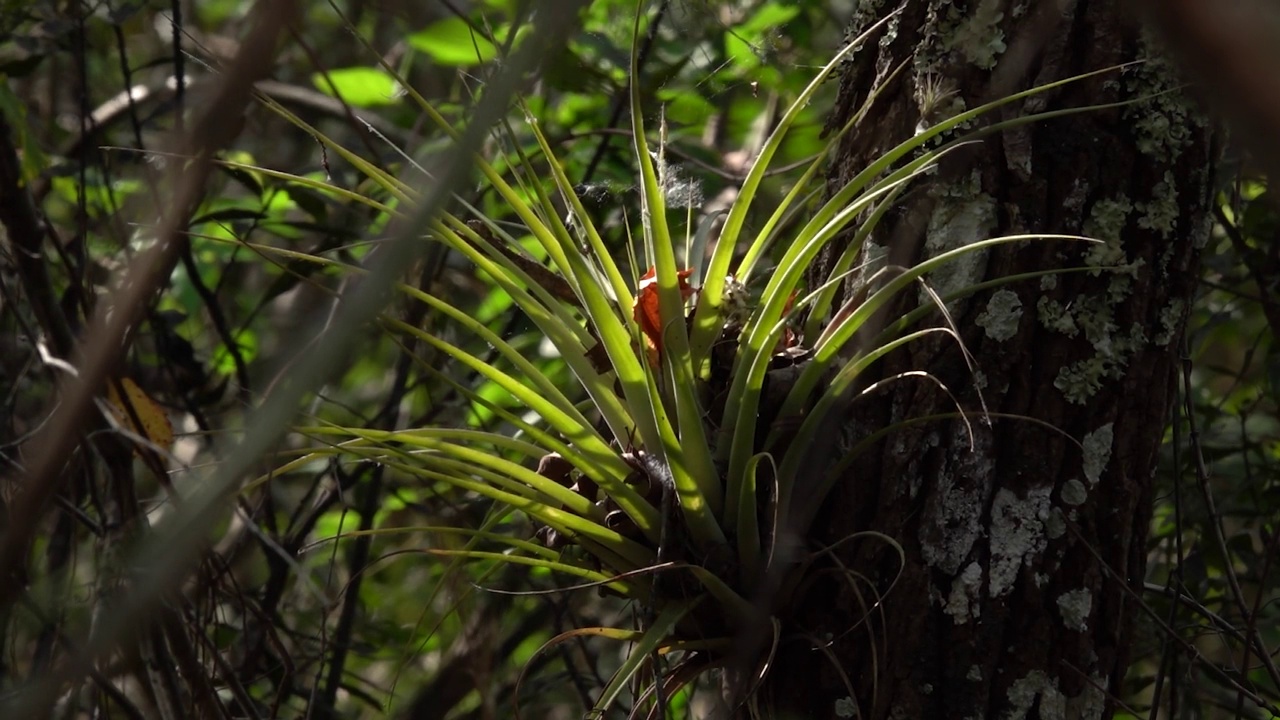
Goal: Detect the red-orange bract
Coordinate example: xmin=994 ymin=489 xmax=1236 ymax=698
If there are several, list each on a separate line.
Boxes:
xmin=632 ymin=266 xmax=695 ymax=367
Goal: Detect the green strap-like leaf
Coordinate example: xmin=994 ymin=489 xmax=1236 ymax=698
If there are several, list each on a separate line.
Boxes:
xmin=629 ymin=0 xmax=725 ymax=549
xmin=347 ymin=448 xmax=657 ymax=570
xmin=687 ymin=10 xmax=903 ymax=367
xmin=434 ymin=218 xmax=639 ymax=452
xmin=717 ymin=164 xmax=936 ymax=535
xmin=783 ymin=235 xmax=1094 ymax=418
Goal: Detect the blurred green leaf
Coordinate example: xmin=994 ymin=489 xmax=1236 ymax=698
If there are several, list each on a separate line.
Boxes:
xmin=408 ymin=17 xmax=500 ymax=66
xmin=724 ymin=2 xmax=800 ymax=70
xmin=212 ymin=330 xmax=258 ymax=375
xmin=312 ymin=66 xmax=402 ymax=107
xmin=658 ymin=87 xmax=715 ymax=125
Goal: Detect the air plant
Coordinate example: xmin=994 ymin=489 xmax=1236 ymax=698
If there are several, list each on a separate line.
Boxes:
xmin=239 ymin=2 xmax=1137 ymax=716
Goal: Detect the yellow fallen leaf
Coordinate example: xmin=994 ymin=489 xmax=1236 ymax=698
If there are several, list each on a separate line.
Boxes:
xmin=106 ymin=377 xmax=174 ymax=452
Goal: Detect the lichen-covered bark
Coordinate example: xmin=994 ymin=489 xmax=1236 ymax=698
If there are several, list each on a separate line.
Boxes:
xmin=764 ymin=1 xmax=1215 ymax=718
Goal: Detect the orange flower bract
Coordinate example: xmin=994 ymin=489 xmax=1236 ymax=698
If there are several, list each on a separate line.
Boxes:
xmin=633 ymin=266 xmax=696 ymax=367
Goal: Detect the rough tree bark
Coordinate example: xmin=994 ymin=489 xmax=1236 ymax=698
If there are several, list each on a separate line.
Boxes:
xmin=763 ymin=1 xmax=1216 ymax=718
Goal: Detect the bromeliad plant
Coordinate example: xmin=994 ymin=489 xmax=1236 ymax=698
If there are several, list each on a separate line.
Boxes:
xmin=247 ymin=3 xmax=1132 ymax=716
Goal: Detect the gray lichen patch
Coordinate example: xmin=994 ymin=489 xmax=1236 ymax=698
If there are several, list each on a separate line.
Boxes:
xmin=973 ymin=369 xmax=989 ymax=391
xmin=1056 ymin=588 xmax=1093 ymax=632
xmin=923 ymin=171 xmax=997 ymax=306
xmin=1075 ymin=297 xmax=1116 ymax=347
xmin=912 ymin=0 xmax=1005 ymax=81
xmin=1052 ymin=305 xmax=1147 ymax=405
xmin=1044 ymin=188 xmax=1157 ymax=404
xmin=1106 ymin=267 xmax=1144 ymax=305
xmin=920 ymin=478 xmax=983 ymax=571
xmin=1082 ymin=197 xmax=1133 ymax=272
xmin=1054 ymin=360 xmax=1106 ymax=405
xmin=835 ymin=696 xmax=857 ymax=718
xmin=1037 ymin=297 xmax=1079 ymax=336
xmin=1044 ymin=274 xmax=1136 ymax=340
xmin=948 ymin=0 xmax=1007 ymax=69
xmin=975 ymin=290 xmax=1023 ymax=341
xmin=920 ymin=428 xmax=994 ymax=575
xmin=1009 ymin=669 xmax=1108 ymax=720
xmin=1007 ymin=670 xmax=1065 ymax=720
xmin=988 ymin=486 xmax=1052 ymax=598
xmin=1136 ymin=170 xmax=1179 ymax=238
xmin=944 ymin=561 xmax=984 ymax=624
xmin=1081 ymin=423 xmax=1114 ymax=485
xmin=1044 ymin=507 xmax=1067 ymax=540
xmin=1060 ymin=478 xmax=1087 ymax=506
xmin=1123 ymin=29 xmax=1205 ymax=162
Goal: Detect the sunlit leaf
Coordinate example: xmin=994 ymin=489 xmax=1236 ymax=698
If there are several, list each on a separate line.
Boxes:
xmin=408 ymin=17 xmax=500 ymax=66
xmin=312 ymin=66 xmax=403 ymax=107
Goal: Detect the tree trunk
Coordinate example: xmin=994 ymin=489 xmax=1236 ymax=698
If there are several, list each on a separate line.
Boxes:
xmin=764 ymin=1 xmax=1216 ymax=718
